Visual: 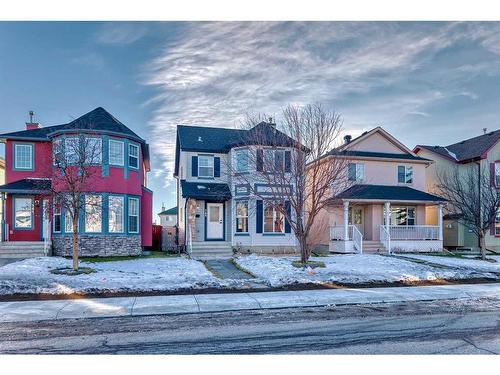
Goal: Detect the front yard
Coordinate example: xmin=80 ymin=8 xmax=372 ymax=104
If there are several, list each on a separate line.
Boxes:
xmin=0 ymin=253 xmax=498 ymax=297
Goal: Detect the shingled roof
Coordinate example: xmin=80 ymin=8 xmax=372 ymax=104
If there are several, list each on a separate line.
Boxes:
xmin=334 ymin=184 xmax=445 ymax=202
xmin=0 ymin=178 xmax=51 ymax=194
xmin=0 ymin=107 xmax=143 ymax=142
xmin=415 ymin=129 xmax=500 ymax=163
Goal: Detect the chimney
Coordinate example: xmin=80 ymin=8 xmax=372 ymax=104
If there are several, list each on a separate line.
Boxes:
xmin=344 ymin=134 xmax=352 ymax=144
xmin=483 ymin=127 xmax=488 ymax=135
xmin=268 ymin=117 xmax=276 ymax=127
xmin=25 ymin=110 xmax=41 ymax=130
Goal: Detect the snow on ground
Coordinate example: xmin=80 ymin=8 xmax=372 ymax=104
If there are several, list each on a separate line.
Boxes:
xmin=0 ymin=256 xmax=246 ymax=295
xmin=235 ymin=254 xmax=499 ymax=287
xmin=398 ymin=254 xmax=500 ymax=275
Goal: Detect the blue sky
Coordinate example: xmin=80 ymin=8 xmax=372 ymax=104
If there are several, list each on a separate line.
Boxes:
xmin=1 ymin=21 xmax=500 ymax=221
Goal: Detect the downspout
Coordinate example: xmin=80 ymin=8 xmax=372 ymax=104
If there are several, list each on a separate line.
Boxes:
xmin=0 ymin=192 xmax=5 ymax=242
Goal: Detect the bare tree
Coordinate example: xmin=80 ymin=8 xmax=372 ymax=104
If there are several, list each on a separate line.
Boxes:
xmin=229 ymin=103 xmax=349 ymax=264
xmin=51 ymin=132 xmax=102 ymax=271
xmin=436 ymin=164 xmax=500 ymax=260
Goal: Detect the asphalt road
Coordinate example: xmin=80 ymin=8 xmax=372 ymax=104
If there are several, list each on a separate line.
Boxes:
xmin=1 ymin=297 xmax=499 ymax=354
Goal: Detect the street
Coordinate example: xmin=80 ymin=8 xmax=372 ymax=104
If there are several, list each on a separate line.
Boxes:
xmin=0 ymin=297 xmax=499 ymax=354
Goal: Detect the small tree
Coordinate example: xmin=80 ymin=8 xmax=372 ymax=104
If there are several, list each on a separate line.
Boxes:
xmin=230 ymin=104 xmax=349 ymax=264
xmin=51 ymin=132 xmax=102 ymax=271
xmin=436 ymin=164 xmax=500 ymax=260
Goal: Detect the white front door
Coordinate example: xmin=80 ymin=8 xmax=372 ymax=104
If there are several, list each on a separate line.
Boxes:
xmin=206 ymin=203 xmax=224 ymax=240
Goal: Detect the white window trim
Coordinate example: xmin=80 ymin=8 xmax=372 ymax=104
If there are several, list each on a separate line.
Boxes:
xmin=14 ymin=197 xmax=33 ymax=229
xmin=128 ymin=197 xmax=140 ymax=233
xmin=129 ymin=143 xmax=140 ymax=169
xmin=109 ymin=139 xmax=124 ymax=166
xmin=109 ymin=195 xmax=125 ymax=233
xmin=53 ymin=202 xmax=61 ymax=233
xmin=84 ymin=194 xmax=102 ymax=233
xmin=398 ymin=165 xmax=413 ymax=184
xmin=235 ymin=149 xmax=249 ymax=173
xmin=198 ymin=155 xmax=214 ymax=178
xmin=348 ymin=163 xmax=365 ymax=182
xmin=235 ymin=200 xmax=249 ymax=233
xmin=14 ymin=143 xmax=33 ymax=170
xmin=85 ymin=137 xmax=102 ymax=165
xmin=263 ymin=202 xmax=285 ymax=234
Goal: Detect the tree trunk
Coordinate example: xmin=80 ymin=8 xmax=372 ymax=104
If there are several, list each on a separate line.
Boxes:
xmin=72 ymin=216 xmax=79 ymax=271
xmin=299 ymin=234 xmax=309 ymax=264
xmin=479 ymin=230 xmax=487 ymax=260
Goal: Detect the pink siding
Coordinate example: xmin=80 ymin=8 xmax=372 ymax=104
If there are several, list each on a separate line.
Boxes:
xmin=141 ymin=188 xmax=153 ymax=247
xmin=5 ymin=141 xmax=52 ymax=183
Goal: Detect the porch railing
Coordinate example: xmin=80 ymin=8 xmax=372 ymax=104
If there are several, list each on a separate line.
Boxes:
xmin=388 ymin=225 xmax=440 ymax=240
xmin=330 ymin=225 xmax=362 ymax=254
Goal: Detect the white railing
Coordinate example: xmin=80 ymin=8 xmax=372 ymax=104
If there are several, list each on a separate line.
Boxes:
xmin=380 ymin=225 xmax=391 ymax=254
xmin=388 ymin=225 xmax=439 ymax=240
xmin=330 ymin=225 xmax=354 ymax=241
xmin=351 ymin=225 xmax=363 ymax=254
xmin=43 ymin=219 xmax=51 ymax=254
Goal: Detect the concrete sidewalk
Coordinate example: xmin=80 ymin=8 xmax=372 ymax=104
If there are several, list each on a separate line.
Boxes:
xmin=0 ymin=284 xmax=498 ymax=323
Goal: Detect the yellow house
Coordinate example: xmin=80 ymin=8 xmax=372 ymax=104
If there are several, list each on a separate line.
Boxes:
xmin=414 ymin=129 xmax=500 ymax=251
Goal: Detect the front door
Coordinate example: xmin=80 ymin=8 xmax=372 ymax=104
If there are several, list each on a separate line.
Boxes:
xmin=206 ymin=203 xmax=224 ymax=240
xmin=349 ymin=207 xmax=364 ymax=236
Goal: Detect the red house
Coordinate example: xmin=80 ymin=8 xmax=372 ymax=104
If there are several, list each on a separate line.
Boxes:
xmin=0 ymin=107 xmax=153 ymax=257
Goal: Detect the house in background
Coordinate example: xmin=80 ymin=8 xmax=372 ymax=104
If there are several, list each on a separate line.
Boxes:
xmin=175 ymin=122 xmax=302 ymax=258
xmin=309 ymin=127 xmax=445 ymax=254
xmin=414 ymin=129 xmax=500 ymax=251
xmin=0 ymin=107 xmax=152 ymax=257
xmin=158 ymin=205 xmax=177 ymax=228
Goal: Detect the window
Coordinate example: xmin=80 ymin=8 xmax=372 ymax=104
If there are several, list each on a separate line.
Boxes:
xmin=495 ymin=163 xmax=500 ymax=186
xmin=129 ymin=144 xmax=139 ymax=169
xmin=109 ymin=196 xmax=124 ymax=233
xmin=109 ymin=140 xmax=124 ymax=166
xmin=348 ymin=163 xmax=365 ymax=182
xmin=64 ymin=204 xmax=78 ymax=233
xmin=53 ymin=199 xmax=61 ymax=233
xmin=235 ymin=201 xmax=249 ymax=233
xmin=14 ymin=197 xmax=33 ymax=229
xmin=65 ymin=137 xmax=80 ymax=164
xmin=53 ymin=139 xmax=62 ymax=166
xmin=84 ymin=137 xmax=102 ymax=164
xmin=263 ymin=201 xmax=285 ymax=233
xmin=198 ymin=155 xmax=214 ymax=177
xmin=384 ymin=206 xmax=416 ymax=226
xmin=496 ymin=209 xmax=500 ymax=235
xmin=263 ymin=149 xmax=285 ymax=171
xmin=398 ymin=165 xmax=413 ymax=184
xmin=128 ymin=197 xmax=139 ymax=233
xmin=14 ymin=144 xmax=33 ymax=170
xmin=235 ymin=149 xmax=249 ymax=173
xmin=84 ymin=195 xmax=102 ymax=233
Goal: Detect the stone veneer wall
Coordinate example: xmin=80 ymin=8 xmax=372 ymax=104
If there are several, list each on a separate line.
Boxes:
xmin=53 ymin=236 xmax=142 ymax=257
xmin=235 ymin=245 xmax=299 ymax=255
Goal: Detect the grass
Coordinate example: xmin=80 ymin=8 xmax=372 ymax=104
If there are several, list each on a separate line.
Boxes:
xmin=50 ymin=267 xmax=96 ymax=276
xmin=292 ymin=260 xmax=326 ymax=269
xmin=74 ymin=251 xmax=179 ymax=263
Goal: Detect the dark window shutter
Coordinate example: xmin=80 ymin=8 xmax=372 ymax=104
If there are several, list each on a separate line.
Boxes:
xmin=256 ymin=149 xmax=263 ymax=172
xmin=192 ymin=156 xmax=198 ymax=177
xmin=285 ymin=200 xmax=291 ymax=233
xmin=490 ymin=163 xmax=496 ymax=187
xmin=284 ymin=150 xmax=291 ymax=172
xmin=214 ymin=157 xmax=220 ymax=177
xmin=256 ymin=200 xmax=263 ymax=233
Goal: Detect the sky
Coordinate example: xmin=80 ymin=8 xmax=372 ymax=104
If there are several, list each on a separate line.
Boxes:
xmin=1 ymin=21 xmax=500 ymax=221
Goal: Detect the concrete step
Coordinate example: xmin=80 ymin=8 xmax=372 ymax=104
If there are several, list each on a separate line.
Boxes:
xmin=0 ymin=241 xmax=49 ymax=258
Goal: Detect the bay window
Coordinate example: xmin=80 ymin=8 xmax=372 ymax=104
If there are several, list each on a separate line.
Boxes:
xmin=65 ymin=137 xmax=80 ymax=164
xmin=109 ymin=139 xmax=124 ymax=166
xmin=235 ymin=201 xmax=248 ymax=233
xmin=128 ymin=197 xmax=139 ymax=233
xmin=85 ymin=137 xmax=102 ymax=164
xmin=109 ymin=196 xmax=124 ymax=233
xmin=263 ymin=201 xmax=284 ymax=233
xmin=84 ymin=195 xmax=102 ymax=233
xmin=53 ymin=199 xmax=61 ymax=233
xmin=129 ymin=144 xmax=139 ymax=169
xmin=235 ymin=149 xmax=249 ymax=173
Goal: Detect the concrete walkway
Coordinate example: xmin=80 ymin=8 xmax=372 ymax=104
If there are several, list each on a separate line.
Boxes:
xmin=204 ymin=259 xmax=254 ymax=279
xmin=0 ymin=283 xmax=498 ymax=323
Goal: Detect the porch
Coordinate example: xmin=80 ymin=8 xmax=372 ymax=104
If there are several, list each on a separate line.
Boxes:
xmin=329 ymin=185 xmax=445 ymax=254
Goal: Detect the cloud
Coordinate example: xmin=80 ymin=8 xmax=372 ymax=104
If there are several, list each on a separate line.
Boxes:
xmin=141 ymin=22 xmax=500 ymax=186
xmin=96 ymin=22 xmax=148 ymax=45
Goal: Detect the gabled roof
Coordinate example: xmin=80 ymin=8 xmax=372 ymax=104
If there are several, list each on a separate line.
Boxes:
xmin=334 ymin=184 xmax=445 ymax=203
xmin=414 ymin=129 xmax=500 ymax=163
xmin=0 ymin=178 xmax=51 ymax=194
xmin=158 ymin=207 xmax=178 ymax=216
xmin=0 ymin=107 xmax=143 ymax=142
xmin=180 ymin=181 xmax=231 ymax=202
xmin=327 ymin=150 xmax=431 ymax=162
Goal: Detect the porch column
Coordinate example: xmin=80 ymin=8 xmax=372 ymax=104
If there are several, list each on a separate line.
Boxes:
xmin=438 ymin=203 xmax=443 ymax=241
xmin=384 ymin=202 xmax=391 ymax=228
xmin=343 ymin=201 xmax=349 ymax=240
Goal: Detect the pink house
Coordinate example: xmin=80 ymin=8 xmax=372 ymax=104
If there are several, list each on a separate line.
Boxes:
xmin=309 ymin=127 xmax=445 ymax=254
xmin=0 ymin=107 xmax=152 ymax=257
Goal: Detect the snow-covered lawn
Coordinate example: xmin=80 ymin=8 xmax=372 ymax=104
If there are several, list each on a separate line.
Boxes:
xmin=0 ymin=256 xmax=245 ymax=295
xmin=398 ymin=254 xmax=500 ymax=275
xmin=234 ymin=254 xmax=499 ymax=287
